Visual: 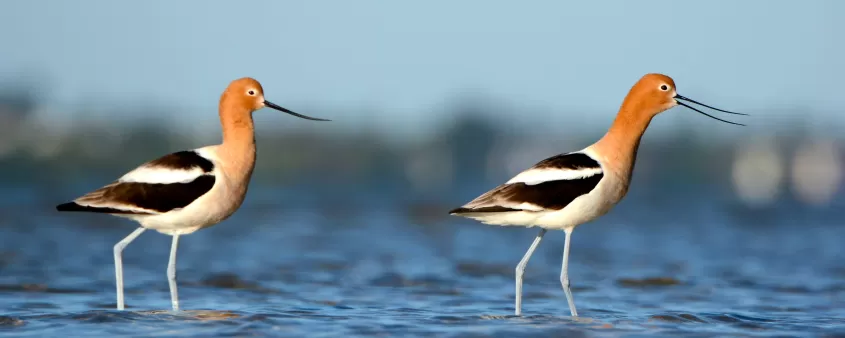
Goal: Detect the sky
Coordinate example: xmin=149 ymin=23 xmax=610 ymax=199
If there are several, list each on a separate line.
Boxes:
xmin=0 ymin=0 xmax=842 ymax=138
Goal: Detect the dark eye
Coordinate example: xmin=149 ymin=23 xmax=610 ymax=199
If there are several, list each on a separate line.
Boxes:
xmin=247 ymin=90 xmax=255 ymax=96
xmin=659 ymin=84 xmax=669 ymax=91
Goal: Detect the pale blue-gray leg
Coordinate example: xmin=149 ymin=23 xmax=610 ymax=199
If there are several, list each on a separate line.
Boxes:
xmin=560 ymin=228 xmax=578 ymax=317
xmin=515 ymin=228 xmax=546 ymax=316
xmin=114 ymin=227 xmax=146 ymax=310
xmin=168 ymin=234 xmax=180 ymax=311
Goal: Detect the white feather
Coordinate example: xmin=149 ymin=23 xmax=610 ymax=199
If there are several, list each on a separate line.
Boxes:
xmin=506 ymin=167 xmax=602 ymax=185
xmin=119 ymin=166 xmax=205 ymax=184
xmin=513 ymin=202 xmax=545 ymax=211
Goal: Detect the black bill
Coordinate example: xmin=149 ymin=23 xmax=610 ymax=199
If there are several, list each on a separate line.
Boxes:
xmin=674 ymin=94 xmax=747 ymax=126
xmin=264 ymin=100 xmax=331 ymax=121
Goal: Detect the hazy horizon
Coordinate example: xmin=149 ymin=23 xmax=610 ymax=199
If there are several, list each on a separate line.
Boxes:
xmin=1 ymin=0 xmax=842 ymax=139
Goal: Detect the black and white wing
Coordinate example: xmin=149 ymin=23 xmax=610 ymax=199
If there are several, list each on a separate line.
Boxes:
xmin=449 ymin=152 xmax=603 ymax=215
xmin=56 ymin=150 xmax=216 ymax=215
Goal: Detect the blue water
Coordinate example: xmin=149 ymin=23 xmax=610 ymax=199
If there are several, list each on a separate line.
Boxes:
xmin=1 ymin=181 xmax=844 ymax=337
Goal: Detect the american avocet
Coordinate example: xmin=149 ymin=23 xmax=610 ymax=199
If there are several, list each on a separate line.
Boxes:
xmin=56 ymin=77 xmax=329 ymax=311
xmin=449 ymin=73 xmax=746 ymax=316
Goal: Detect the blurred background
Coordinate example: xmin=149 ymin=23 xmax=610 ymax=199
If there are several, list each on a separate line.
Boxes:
xmin=0 ymin=1 xmax=844 ymax=336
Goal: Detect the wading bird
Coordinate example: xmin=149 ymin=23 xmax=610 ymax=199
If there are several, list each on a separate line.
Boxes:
xmin=449 ymin=73 xmax=746 ymax=316
xmin=57 ymin=77 xmax=330 ymax=311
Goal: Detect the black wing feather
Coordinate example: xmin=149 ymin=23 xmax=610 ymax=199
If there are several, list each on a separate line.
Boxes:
xmin=56 ymin=150 xmax=216 ymax=214
xmin=532 ymin=152 xmax=600 ymax=171
xmin=450 ymin=152 xmax=604 ymax=214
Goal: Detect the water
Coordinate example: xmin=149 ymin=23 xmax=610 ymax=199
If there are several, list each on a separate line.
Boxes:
xmin=1 ymin=181 xmax=844 ymax=337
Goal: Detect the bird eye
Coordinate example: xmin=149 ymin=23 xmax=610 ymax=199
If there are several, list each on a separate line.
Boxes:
xmin=247 ymin=90 xmax=256 ymax=96
xmin=659 ymin=84 xmax=670 ymax=91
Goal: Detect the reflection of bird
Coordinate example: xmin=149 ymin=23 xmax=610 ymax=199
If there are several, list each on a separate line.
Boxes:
xmin=449 ymin=73 xmax=746 ymax=316
xmin=56 ymin=77 xmax=330 ymax=311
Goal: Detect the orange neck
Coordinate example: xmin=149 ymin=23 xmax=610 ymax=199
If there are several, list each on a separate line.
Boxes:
xmin=220 ymin=105 xmax=255 ymax=147
xmin=592 ymin=102 xmax=654 ymax=183
xmin=217 ymin=101 xmax=257 ymax=181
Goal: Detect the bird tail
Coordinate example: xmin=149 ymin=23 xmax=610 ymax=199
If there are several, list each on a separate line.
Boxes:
xmin=56 ymin=202 xmax=87 ymax=212
xmin=56 ymin=202 xmax=135 ymax=214
xmin=448 ymin=207 xmax=473 ymax=215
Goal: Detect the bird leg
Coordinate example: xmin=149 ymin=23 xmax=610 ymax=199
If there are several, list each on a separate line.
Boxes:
xmin=515 ymin=228 xmax=546 ymax=316
xmin=168 ymin=234 xmax=180 ymax=311
xmin=560 ymin=228 xmax=578 ymax=317
xmin=113 ymin=227 xmax=146 ymax=310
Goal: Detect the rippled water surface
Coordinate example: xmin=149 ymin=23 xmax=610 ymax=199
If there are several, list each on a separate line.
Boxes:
xmin=1 ymin=182 xmax=844 ymax=337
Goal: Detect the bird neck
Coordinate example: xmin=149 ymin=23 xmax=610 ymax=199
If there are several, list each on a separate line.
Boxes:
xmin=218 ymin=104 xmax=257 ymax=179
xmin=592 ymin=105 xmax=654 ymax=183
xmin=220 ymin=103 xmax=256 ymax=145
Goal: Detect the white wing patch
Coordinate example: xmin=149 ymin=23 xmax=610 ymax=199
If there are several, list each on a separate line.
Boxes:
xmin=512 ymin=202 xmax=546 ymax=211
xmin=506 ymin=167 xmax=603 ymax=185
xmin=119 ymin=166 xmax=205 ymax=184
